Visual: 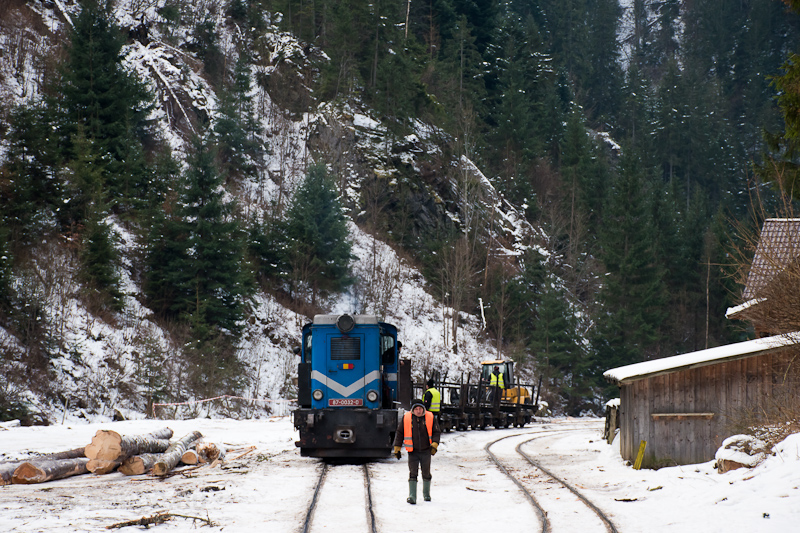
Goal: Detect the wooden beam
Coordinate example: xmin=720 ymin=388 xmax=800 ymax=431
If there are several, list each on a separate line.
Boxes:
xmin=651 ymin=412 xmax=715 ymax=420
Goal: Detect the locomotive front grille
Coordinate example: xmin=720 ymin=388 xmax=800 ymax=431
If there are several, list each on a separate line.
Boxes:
xmin=330 ymin=337 xmax=361 ymax=360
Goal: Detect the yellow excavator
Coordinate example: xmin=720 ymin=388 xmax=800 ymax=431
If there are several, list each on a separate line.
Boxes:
xmin=480 ymin=359 xmax=531 ymax=404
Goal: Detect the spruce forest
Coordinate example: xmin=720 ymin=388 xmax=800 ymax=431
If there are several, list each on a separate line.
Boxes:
xmin=2 ymin=0 xmax=800 ymax=420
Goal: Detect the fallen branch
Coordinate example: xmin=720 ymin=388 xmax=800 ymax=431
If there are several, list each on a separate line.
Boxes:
xmin=153 ymin=431 xmax=203 ymax=476
xmin=228 ymin=445 xmax=256 ymax=461
xmin=181 ymin=442 xmax=225 ymax=465
xmin=197 ymin=442 xmax=224 ymax=463
xmin=105 ymin=511 xmax=215 ymax=529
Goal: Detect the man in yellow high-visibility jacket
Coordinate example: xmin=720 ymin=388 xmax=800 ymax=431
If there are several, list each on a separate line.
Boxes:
xmin=423 ymin=379 xmax=441 ymax=415
xmin=489 ymin=366 xmax=504 ymax=404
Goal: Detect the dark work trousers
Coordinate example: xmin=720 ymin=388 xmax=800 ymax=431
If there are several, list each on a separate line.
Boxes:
xmin=408 ymin=449 xmax=432 ymax=481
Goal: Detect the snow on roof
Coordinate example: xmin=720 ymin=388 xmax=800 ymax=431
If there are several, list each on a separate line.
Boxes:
xmin=604 ymin=332 xmax=800 ymax=384
xmin=725 ymin=297 xmax=765 ymax=319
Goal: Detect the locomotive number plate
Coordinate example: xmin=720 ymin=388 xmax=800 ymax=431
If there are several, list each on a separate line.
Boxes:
xmin=329 ymin=398 xmax=363 ymax=407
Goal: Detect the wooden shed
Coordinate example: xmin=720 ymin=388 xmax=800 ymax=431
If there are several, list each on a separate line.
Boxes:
xmin=604 ymin=334 xmax=799 ymax=468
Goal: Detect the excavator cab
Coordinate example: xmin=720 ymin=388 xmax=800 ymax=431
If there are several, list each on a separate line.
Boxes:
xmin=480 ymin=360 xmax=513 ymax=387
xmin=480 ymin=360 xmax=530 ymax=404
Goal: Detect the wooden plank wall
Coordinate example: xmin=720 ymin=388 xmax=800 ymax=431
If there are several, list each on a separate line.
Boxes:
xmin=618 ymin=349 xmax=798 ymax=467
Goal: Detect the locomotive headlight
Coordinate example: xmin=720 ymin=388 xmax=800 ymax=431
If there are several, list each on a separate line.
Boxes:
xmin=366 ymin=390 xmax=379 ymax=403
xmin=313 ymin=389 xmax=324 ymax=401
xmin=336 ymin=314 xmax=355 ymax=333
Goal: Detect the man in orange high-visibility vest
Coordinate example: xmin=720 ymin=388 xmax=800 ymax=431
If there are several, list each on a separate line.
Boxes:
xmin=393 ymin=398 xmax=441 ymax=504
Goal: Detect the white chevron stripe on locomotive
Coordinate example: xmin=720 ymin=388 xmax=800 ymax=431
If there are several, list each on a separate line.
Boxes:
xmin=311 ymin=370 xmax=381 ymax=398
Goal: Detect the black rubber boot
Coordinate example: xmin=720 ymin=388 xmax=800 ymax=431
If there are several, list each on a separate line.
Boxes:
xmin=407 ymin=479 xmax=417 ymax=504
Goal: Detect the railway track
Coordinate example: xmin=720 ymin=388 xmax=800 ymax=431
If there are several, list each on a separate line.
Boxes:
xmin=486 ymin=429 xmax=618 ymax=533
xmin=301 ymin=462 xmax=377 ymax=533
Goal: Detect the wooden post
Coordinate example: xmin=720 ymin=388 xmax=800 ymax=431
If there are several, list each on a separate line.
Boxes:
xmin=633 ymin=440 xmax=647 ymax=470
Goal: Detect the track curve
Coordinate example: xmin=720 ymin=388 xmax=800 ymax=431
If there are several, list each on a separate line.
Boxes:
xmin=486 ymin=428 xmax=618 ymax=533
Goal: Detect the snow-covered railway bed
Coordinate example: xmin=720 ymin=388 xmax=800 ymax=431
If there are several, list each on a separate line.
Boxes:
xmin=486 ymin=429 xmax=617 ymax=533
xmin=302 ymin=463 xmax=375 ymax=533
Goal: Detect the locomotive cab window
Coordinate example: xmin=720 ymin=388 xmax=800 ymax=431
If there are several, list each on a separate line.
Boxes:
xmin=380 ymin=335 xmax=395 ymax=365
xmin=303 ymin=331 xmax=312 ymax=363
xmin=331 ymin=337 xmax=361 ymax=360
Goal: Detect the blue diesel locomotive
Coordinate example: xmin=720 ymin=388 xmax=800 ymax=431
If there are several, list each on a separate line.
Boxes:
xmin=292 ymin=314 xmax=410 ymax=458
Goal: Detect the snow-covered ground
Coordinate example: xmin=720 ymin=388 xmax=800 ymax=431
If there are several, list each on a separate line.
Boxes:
xmin=1 ymin=417 xmax=797 ymax=532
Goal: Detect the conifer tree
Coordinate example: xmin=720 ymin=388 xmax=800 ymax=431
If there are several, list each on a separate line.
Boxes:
xmin=488 ymin=8 xmax=560 ymax=207
xmin=145 ymin=137 xmax=251 ymax=335
xmin=214 ymin=51 xmax=263 ymax=180
xmin=591 ymin=148 xmax=668 ymax=392
xmin=67 ymin=131 xmax=122 ymax=308
xmin=529 ymin=274 xmax=588 ymax=414
xmin=1 ymin=104 xmax=61 ymax=245
xmin=59 ymin=0 xmax=152 ymax=209
xmin=761 ymin=3 xmax=800 ymax=197
xmin=0 ymin=226 xmax=11 ymax=308
xmin=284 ymin=163 xmax=354 ymax=304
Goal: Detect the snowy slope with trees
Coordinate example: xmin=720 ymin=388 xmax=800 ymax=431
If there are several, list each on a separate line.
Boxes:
xmin=2 ymin=0 xmax=800 ymax=425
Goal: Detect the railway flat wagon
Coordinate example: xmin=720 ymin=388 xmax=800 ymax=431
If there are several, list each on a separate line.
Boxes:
xmin=292 ymin=314 xmax=410 ymax=458
xmin=417 ymin=360 xmax=541 ymax=431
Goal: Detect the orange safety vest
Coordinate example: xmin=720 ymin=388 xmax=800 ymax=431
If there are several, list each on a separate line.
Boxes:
xmin=402 ymin=411 xmax=433 ymax=452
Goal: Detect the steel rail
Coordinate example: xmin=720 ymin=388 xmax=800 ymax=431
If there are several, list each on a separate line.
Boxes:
xmin=301 ymin=462 xmax=328 ymax=533
xmin=302 ymin=462 xmax=378 ymax=533
xmin=363 ymin=463 xmax=377 ymax=533
xmin=516 ymin=436 xmax=619 ymax=533
xmin=486 ymin=426 xmax=613 ymax=533
xmin=485 ymin=433 xmax=549 ymax=533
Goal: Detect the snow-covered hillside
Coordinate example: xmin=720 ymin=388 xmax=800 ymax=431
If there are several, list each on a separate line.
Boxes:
xmin=0 ymin=0 xmax=544 ymax=423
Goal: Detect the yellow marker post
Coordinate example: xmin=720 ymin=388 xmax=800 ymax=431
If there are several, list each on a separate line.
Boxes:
xmin=633 ymin=440 xmax=647 ymax=470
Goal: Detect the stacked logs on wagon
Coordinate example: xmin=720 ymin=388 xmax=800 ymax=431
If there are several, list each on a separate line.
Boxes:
xmin=0 ymin=428 xmax=230 ymax=484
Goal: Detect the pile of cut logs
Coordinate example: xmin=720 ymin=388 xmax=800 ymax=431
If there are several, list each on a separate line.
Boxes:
xmin=1 ymin=428 xmax=225 ymax=485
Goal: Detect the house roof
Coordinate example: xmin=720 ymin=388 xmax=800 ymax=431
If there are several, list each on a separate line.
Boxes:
xmin=741 ymin=218 xmax=800 ymax=301
xmin=603 ymin=332 xmax=799 ymax=385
